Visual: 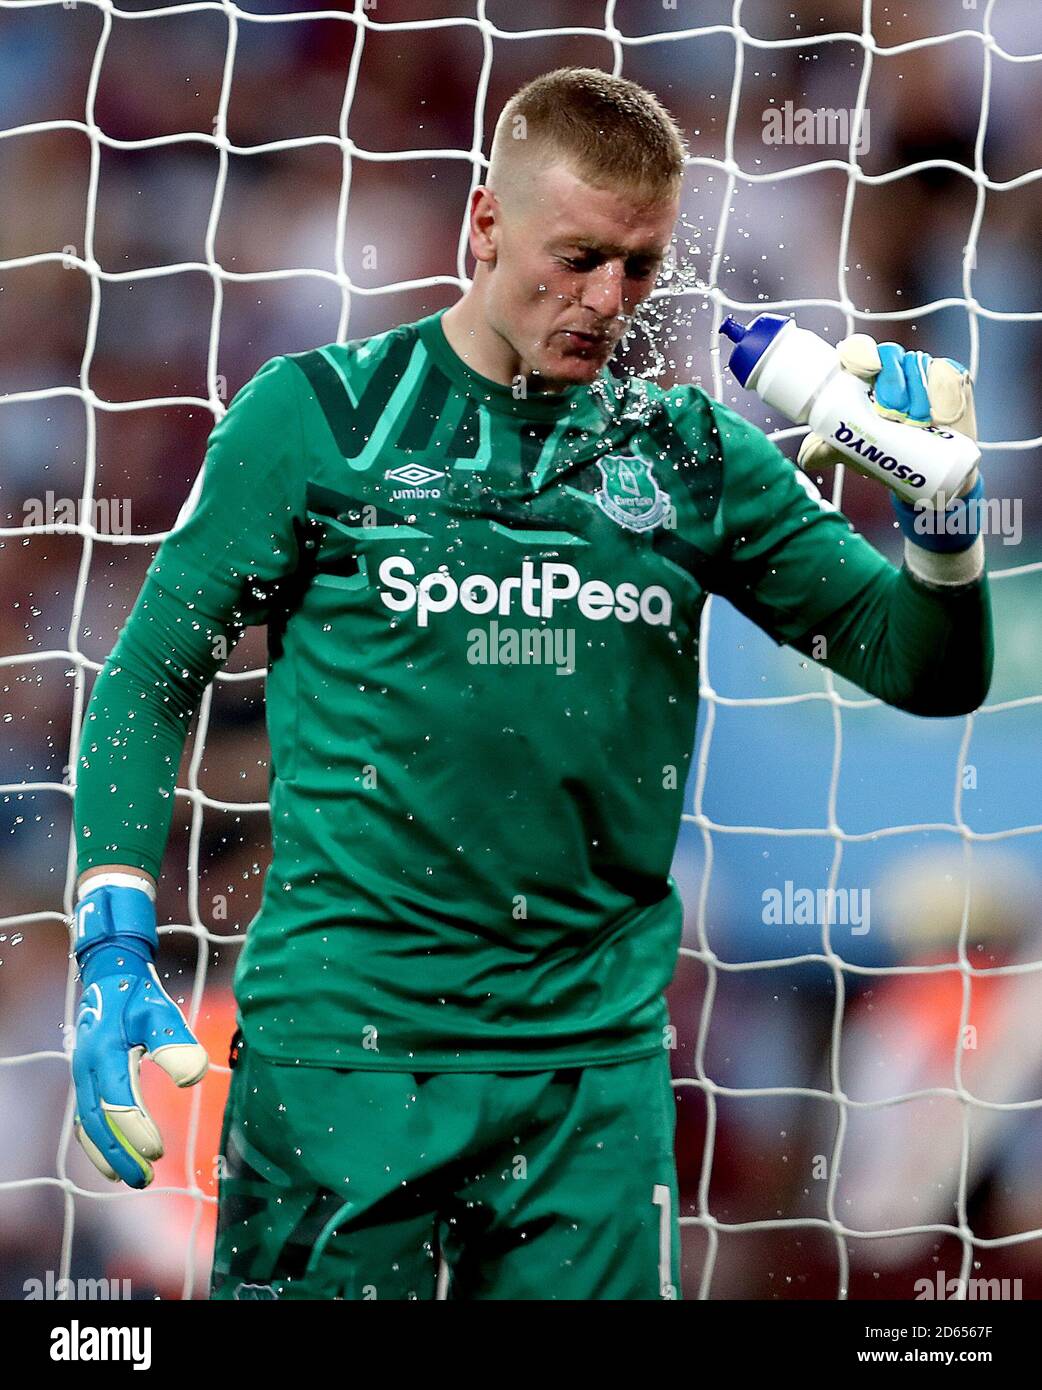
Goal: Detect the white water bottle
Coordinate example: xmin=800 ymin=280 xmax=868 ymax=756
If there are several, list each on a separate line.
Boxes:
xmin=719 ymin=314 xmax=979 ymax=506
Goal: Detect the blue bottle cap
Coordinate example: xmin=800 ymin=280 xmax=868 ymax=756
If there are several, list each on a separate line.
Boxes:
xmin=719 ymin=313 xmax=792 ymax=387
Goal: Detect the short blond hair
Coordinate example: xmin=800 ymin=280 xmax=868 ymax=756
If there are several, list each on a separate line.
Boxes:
xmin=489 ymin=67 xmax=687 ymax=201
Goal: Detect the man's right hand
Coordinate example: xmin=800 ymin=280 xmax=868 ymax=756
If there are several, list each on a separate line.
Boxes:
xmin=72 ymin=877 xmax=209 ymax=1188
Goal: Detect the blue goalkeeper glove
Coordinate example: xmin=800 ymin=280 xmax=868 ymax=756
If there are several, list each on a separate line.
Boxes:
xmin=72 ymin=875 xmax=209 ymax=1189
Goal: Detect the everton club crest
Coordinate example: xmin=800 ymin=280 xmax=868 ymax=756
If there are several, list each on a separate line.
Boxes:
xmin=594 ymin=455 xmax=668 ymax=533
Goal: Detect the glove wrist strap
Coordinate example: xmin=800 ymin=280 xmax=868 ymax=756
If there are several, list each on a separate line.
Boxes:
xmin=74 ymin=881 xmax=158 ymax=978
xmin=77 ymin=871 xmax=155 ymax=903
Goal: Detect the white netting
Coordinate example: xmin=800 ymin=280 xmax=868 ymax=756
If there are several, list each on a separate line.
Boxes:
xmin=1 ymin=0 xmax=1041 ymax=1300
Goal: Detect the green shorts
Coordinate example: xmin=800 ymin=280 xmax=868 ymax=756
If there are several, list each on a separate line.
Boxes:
xmin=210 ymin=1036 xmax=680 ymax=1301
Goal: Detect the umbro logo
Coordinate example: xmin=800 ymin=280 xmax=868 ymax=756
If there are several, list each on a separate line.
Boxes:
xmin=384 ymin=463 xmax=443 ymax=500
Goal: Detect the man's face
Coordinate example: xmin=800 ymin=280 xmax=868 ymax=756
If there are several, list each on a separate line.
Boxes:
xmin=480 ymin=161 xmax=679 ymax=389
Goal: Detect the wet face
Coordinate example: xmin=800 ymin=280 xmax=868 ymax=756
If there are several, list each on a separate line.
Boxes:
xmin=476 ymin=161 xmax=679 ymax=389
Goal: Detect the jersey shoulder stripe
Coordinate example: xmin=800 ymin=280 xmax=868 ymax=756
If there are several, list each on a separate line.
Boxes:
xmin=286 ymin=324 xmax=422 ymax=463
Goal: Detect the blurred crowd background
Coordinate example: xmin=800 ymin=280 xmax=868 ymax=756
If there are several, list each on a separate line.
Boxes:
xmin=1 ymin=0 xmax=1041 ymax=1300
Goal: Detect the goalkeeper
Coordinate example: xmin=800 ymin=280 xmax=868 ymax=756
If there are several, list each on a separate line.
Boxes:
xmin=71 ymin=68 xmax=992 ymax=1300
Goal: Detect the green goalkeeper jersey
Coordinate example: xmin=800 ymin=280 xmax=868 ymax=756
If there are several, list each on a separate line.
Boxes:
xmin=74 ymin=308 xmax=980 ymax=1069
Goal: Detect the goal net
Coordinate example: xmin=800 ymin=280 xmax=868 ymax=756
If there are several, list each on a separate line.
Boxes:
xmin=1 ymin=0 xmax=1041 ymax=1301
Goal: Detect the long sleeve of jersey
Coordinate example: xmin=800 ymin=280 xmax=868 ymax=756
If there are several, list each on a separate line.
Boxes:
xmin=790 ymin=562 xmax=993 ymax=717
xmin=74 ymin=355 xmax=308 ymax=878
